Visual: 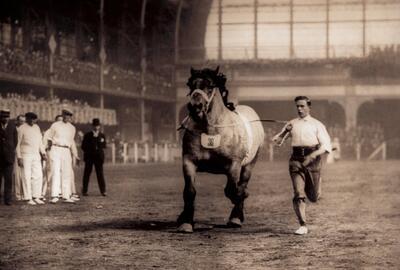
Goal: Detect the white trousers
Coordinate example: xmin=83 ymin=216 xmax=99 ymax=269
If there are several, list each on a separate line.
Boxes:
xmin=41 ymin=158 xmax=52 ymax=197
xmin=14 ymin=160 xmax=25 ymax=200
xmin=21 ymin=155 xmax=43 ymax=200
xmin=50 ymin=147 xmax=73 ymax=199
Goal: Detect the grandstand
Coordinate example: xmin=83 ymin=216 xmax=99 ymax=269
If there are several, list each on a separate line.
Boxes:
xmin=1 ymin=0 xmax=400 ymax=158
xmin=2 ymin=1 xmax=400 ymax=269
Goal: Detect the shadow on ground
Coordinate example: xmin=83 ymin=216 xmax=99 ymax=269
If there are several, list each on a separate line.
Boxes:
xmin=51 ymin=218 xmax=292 ymax=236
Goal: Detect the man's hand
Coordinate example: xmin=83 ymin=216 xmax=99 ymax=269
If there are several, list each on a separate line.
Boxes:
xmin=271 ymin=135 xmax=283 ymax=146
xmin=73 ymin=156 xmax=80 ymax=167
xmin=285 ymin=123 xmax=293 ymax=132
xmin=41 ymin=153 xmax=47 ymax=161
xmin=302 ymin=153 xmax=317 ymax=167
xmin=17 ymin=158 xmax=23 ymax=167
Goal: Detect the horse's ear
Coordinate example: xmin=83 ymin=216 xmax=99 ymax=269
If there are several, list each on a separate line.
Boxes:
xmin=215 ymin=66 xmax=219 ymax=74
xmin=190 ymin=67 xmax=195 ymax=75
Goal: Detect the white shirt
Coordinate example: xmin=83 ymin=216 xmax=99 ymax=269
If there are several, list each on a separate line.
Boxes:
xmin=47 ymin=121 xmax=78 ymax=157
xmin=282 ymin=115 xmax=332 ymax=153
xmin=16 ymin=123 xmax=45 ymax=158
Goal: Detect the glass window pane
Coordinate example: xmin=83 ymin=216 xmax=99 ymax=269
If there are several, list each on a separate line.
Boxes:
xmin=205 ymin=25 xmax=219 ymax=59
xmin=258 ymin=24 xmax=290 ymax=59
xmin=293 ymin=3 xmax=326 ymax=22
xmin=366 ymin=21 xmax=400 ymax=49
xmin=330 ymin=2 xmax=362 ymax=21
xmin=294 ymin=0 xmax=325 ymax=4
xmin=222 ymin=24 xmax=254 ymax=59
xmin=258 ymin=5 xmax=290 ymax=23
xmin=366 ymin=1 xmax=400 ymax=20
xmin=293 ymin=23 xmax=326 ymax=58
xmin=330 ymin=22 xmax=363 ymax=57
xmin=222 ymin=0 xmax=250 ymax=7
xmin=222 ymin=6 xmax=254 ymax=24
xmin=207 ymin=6 xmax=220 ymax=24
xmin=258 ymin=0 xmax=290 ymax=4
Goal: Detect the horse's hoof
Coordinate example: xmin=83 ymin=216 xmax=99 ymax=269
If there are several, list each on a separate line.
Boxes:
xmin=227 ymin=218 xmax=242 ymax=228
xmin=177 ymin=223 xmax=193 ymax=233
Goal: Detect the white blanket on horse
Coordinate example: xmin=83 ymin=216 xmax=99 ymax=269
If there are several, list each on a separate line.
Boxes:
xmin=235 ymin=105 xmax=265 ymax=166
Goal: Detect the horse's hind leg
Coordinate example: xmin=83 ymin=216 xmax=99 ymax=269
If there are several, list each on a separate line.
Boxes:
xmin=177 ymin=158 xmax=197 ymax=233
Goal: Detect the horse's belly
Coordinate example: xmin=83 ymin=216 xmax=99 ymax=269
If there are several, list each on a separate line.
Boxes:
xmin=235 ymin=105 xmax=265 ymax=165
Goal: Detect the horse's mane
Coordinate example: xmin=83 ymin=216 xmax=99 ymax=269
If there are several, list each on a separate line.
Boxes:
xmin=186 ymin=67 xmax=235 ymax=111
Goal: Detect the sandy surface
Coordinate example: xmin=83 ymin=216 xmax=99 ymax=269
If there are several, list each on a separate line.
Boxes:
xmin=0 ymin=160 xmax=399 ymax=269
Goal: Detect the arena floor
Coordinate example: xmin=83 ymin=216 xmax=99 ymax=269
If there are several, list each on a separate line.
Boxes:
xmin=0 ymin=160 xmax=399 ymax=269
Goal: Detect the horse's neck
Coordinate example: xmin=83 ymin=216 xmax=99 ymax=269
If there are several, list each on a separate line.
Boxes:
xmin=206 ymin=91 xmax=230 ymax=125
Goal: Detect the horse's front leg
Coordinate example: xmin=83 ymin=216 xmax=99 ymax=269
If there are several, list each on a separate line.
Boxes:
xmin=224 ymin=161 xmax=244 ymax=228
xmin=177 ymin=157 xmax=197 ymax=233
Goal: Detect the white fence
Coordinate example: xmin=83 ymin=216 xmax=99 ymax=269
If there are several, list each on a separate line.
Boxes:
xmin=107 ymin=142 xmax=181 ymax=164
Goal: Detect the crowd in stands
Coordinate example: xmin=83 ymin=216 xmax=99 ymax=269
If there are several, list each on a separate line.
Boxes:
xmin=0 ymin=91 xmax=117 ymax=125
xmin=0 ymin=43 xmax=47 ymax=78
xmin=0 ymin=43 xmax=173 ymax=98
xmin=203 ymin=44 xmax=400 ymax=80
xmin=352 ymin=45 xmax=400 ymax=78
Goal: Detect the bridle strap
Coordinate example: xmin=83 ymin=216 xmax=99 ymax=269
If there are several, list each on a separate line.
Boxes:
xmin=190 ymin=88 xmax=216 ymax=105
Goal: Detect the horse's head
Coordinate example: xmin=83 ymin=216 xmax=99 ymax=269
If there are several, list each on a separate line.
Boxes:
xmin=186 ymin=66 xmax=226 ymax=122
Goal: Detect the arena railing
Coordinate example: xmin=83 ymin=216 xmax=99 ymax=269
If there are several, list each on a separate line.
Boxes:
xmin=0 ymin=98 xmax=117 ymax=125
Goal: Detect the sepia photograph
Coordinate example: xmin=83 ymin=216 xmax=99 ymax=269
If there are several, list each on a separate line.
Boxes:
xmin=0 ymin=0 xmax=399 ymax=269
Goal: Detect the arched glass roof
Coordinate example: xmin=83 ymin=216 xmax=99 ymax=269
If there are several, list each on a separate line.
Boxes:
xmin=205 ymin=0 xmax=400 ymax=60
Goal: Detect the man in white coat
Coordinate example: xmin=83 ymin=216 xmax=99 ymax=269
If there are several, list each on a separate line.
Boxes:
xmin=47 ymin=109 xmax=79 ymax=203
xmin=16 ymin=112 xmax=46 ymax=205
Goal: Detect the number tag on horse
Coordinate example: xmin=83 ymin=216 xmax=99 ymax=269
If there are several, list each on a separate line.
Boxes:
xmin=201 ymin=133 xmax=221 ymax=149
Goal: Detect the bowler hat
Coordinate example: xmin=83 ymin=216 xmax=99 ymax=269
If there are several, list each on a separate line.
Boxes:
xmin=92 ymin=118 xmax=101 ymax=126
xmin=0 ymin=109 xmax=10 ymax=118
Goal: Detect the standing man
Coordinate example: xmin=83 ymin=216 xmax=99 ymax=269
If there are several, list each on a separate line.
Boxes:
xmin=16 ymin=112 xmax=46 ymax=205
xmin=0 ymin=109 xmax=18 ymax=205
xmin=47 ymin=109 xmax=79 ymax=203
xmin=41 ymin=114 xmax=63 ymax=199
xmin=14 ymin=114 xmax=26 ymax=201
xmin=81 ymin=118 xmax=107 ymax=196
xmin=272 ymin=96 xmax=332 ymax=235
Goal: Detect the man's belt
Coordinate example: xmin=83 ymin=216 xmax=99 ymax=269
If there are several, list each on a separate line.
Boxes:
xmin=53 ymin=144 xmax=70 ymax=149
xmin=292 ymin=145 xmax=319 ymax=157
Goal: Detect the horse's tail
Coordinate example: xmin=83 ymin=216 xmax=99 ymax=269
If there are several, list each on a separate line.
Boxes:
xmin=235 ymin=105 xmax=265 ymax=166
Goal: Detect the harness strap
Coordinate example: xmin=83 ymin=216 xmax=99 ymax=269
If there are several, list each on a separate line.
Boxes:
xmin=190 ymin=88 xmax=216 ymax=104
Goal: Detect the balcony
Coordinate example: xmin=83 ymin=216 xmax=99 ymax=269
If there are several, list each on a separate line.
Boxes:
xmin=0 ymin=44 xmax=175 ymax=101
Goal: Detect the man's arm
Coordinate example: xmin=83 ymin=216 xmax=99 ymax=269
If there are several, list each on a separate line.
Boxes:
xmin=16 ymin=127 xmax=23 ymax=167
xmin=272 ymin=122 xmax=292 ymax=146
xmin=81 ymin=133 xmax=88 ymax=152
xmin=303 ymin=122 xmax=332 ymax=166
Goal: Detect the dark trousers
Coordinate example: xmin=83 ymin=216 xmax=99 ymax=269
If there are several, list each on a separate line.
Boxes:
xmin=82 ymin=159 xmax=106 ymax=194
xmin=0 ymin=164 xmax=13 ymax=203
xmin=289 ymin=156 xmax=322 ymax=226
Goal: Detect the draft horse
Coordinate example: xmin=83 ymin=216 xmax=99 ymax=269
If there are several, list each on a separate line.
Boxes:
xmin=177 ymin=67 xmax=265 ymax=233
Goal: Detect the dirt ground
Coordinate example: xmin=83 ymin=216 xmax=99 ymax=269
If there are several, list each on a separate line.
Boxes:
xmin=0 ymin=160 xmax=399 ymax=269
